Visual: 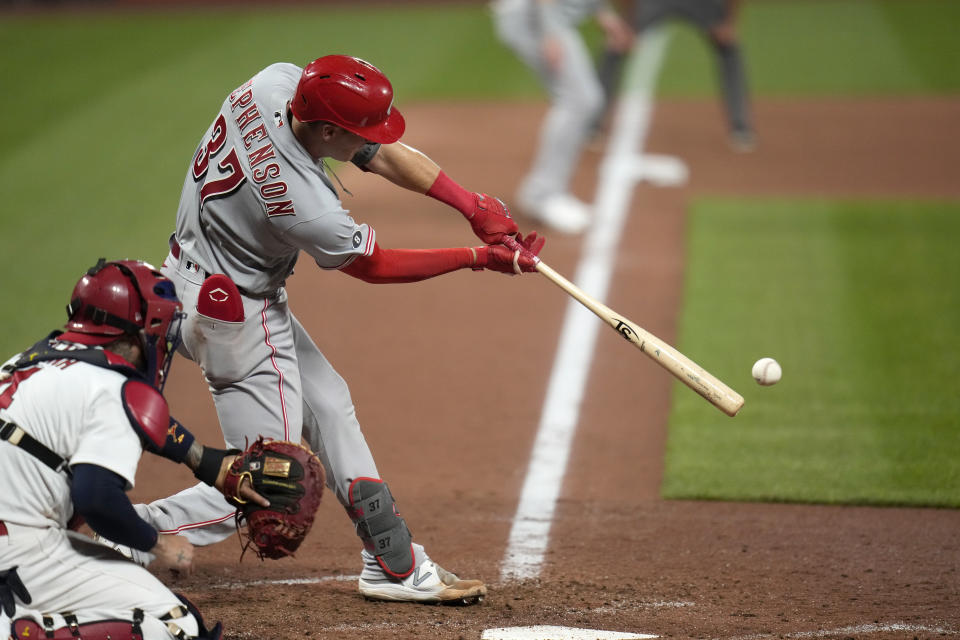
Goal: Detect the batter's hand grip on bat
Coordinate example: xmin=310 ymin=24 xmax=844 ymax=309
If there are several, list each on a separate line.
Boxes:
xmin=509 ymin=237 xmax=744 ymax=417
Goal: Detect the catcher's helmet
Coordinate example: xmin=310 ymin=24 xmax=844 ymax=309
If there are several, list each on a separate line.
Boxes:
xmin=63 ymin=259 xmax=183 ymax=389
xmin=291 ymin=55 xmax=405 ymax=144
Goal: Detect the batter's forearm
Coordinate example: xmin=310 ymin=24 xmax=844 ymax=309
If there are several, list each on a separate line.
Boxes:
xmin=342 ymin=243 xmax=476 ymax=284
xmin=365 ymin=141 xmax=516 ymax=244
xmin=364 ymin=142 xmax=440 ymax=193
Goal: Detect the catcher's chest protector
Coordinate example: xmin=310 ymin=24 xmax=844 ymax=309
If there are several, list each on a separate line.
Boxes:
xmin=346 ymin=477 xmax=414 ymax=578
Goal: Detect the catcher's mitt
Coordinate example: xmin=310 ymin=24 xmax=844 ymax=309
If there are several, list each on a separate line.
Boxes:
xmin=222 ymin=437 xmax=326 ymax=559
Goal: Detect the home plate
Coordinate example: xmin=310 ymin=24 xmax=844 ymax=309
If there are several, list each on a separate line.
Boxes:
xmin=481 ymin=626 xmax=657 ymax=640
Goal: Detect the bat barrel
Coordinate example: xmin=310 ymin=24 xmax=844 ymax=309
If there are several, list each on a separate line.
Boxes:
xmin=534 ymin=261 xmax=744 ymax=417
xmin=642 ymin=338 xmax=744 ymax=416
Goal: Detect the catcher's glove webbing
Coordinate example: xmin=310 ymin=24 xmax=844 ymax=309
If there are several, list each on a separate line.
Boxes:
xmin=222 ymin=437 xmax=325 ymax=559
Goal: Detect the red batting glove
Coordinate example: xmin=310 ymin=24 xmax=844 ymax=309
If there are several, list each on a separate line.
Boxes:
xmin=425 ymin=171 xmax=518 ymax=244
xmin=473 ymin=231 xmax=546 ymax=275
xmin=469 ymin=193 xmax=519 ymax=244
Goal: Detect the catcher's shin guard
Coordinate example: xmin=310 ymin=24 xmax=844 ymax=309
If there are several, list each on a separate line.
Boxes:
xmin=346 ymin=477 xmax=414 ymax=578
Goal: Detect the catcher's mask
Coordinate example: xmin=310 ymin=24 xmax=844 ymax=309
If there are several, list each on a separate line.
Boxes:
xmin=291 ymin=54 xmax=405 ymax=144
xmin=63 ymin=258 xmax=184 ymax=390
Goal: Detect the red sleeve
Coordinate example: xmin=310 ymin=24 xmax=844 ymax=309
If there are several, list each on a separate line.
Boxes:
xmin=341 ymin=242 xmax=476 ymax=283
xmin=425 ymin=170 xmax=475 ymax=216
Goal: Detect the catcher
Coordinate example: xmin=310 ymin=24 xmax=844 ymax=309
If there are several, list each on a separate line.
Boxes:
xmin=0 ymin=259 xmax=323 ymax=640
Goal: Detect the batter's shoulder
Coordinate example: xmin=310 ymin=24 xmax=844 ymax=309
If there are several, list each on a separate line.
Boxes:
xmin=258 ymin=62 xmax=303 ymax=85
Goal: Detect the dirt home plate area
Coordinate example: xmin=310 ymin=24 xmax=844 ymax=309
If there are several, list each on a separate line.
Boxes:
xmin=131 ymin=97 xmax=960 ymax=639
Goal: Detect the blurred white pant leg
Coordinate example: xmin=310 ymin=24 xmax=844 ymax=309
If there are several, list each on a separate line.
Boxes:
xmin=494 ymin=4 xmax=604 ymax=202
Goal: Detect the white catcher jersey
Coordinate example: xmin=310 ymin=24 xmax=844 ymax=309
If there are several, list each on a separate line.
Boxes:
xmin=174 ymin=62 xmax=376 ymax=297
xmin=0 ymin=350 xmax=142 ymax=529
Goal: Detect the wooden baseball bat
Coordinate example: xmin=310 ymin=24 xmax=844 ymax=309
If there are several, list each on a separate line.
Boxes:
xmin=505 ymin=238 xmax=744 ymax=416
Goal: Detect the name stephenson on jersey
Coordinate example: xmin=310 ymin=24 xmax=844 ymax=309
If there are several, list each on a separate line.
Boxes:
xmin=173 ymin=63 xmax=376 ymax=297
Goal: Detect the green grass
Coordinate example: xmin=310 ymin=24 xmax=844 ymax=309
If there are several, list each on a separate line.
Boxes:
xmin=656 ymin=0 xmax=960 ymax=96
xmin=662 ymin=200 xmax=960 ymax=507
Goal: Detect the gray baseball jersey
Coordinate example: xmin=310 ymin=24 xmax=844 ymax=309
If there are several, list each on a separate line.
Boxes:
xmin=174 ymin=62 xmax=375 ymax=298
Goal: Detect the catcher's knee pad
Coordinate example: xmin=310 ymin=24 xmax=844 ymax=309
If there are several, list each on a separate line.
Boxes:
xmin=11 ymin=610 xmax=149 ymax=640
xmin=346 ymin=477 xmax=414 ymax=578
xmin=11 ymin=602 xmax=215 ymax=640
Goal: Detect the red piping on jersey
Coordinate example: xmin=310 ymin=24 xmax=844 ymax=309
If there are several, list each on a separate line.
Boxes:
xmin=261 ymin=298 xmax=290 ymax=440
xmin=363 ymin=228 xmax=374 ymax=255
xmin=157 ymin=510 xmax=235 ymax=534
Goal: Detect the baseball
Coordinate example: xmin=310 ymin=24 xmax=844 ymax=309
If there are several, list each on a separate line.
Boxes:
xmin=752 ymin=357 xmax=782 ymax=386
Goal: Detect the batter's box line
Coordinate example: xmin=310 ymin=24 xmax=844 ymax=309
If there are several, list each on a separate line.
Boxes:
xmin=588 ymin=600 xmax=696 ymax=614
xmin=209 ymin=574 xmax=360 ymax=590
xmin=719 ymin=621 xmax=959 ymax=640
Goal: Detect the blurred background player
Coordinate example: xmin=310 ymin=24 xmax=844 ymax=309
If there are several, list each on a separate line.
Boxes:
xmin=597 ymin=0 xmax=756 ymax=151
xmin=492 ymin=0 xmax=634 ymax=233
xmin=0 ymin=259 xmax=266 ymax=639
xmin=102 ymin=55 xmax=544 ymax=605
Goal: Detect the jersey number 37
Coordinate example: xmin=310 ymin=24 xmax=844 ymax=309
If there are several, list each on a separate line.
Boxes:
xmin=193 ymin=113 xmax=246 ymax=208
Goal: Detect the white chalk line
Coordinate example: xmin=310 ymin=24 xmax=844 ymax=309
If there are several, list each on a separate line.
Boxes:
xmin=588 ymin=600 xmax=696 ymax=614
xmin=210 ymin=574 xmax=359 ymax=590
xmin=499 ymin=27 xmax=671 ymax=584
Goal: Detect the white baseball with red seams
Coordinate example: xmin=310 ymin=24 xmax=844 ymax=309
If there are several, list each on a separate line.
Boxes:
xmin=752 ymin=357 xmax=782 ymax=386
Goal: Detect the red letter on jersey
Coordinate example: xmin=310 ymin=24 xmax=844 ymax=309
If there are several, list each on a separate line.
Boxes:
xmin=266 ymin=200 xmax=296 ymax=217
xmin=247 ymin=142 xmax=276 ymax=169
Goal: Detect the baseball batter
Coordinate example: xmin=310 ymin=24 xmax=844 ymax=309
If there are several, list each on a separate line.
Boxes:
xmin=104 ymin=55 xmax=543 ymax=604
xmin=492 ymin=0 xmax=634 ymax=233
xmin=0 ymin=260 xmax=266 ymax=639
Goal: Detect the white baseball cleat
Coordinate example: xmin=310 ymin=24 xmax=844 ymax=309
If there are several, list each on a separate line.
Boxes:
xmin=522 ymin=193 xmax=592 ymax=234
xmin=358 ymin=547 xmax=486 ymax=605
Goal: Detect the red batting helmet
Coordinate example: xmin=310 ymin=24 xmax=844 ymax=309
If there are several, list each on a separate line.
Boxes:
xmin=291 ymin=55 xmax=405 ymax=144
xmin=63 ymin=259 xmax=183 ymax=389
